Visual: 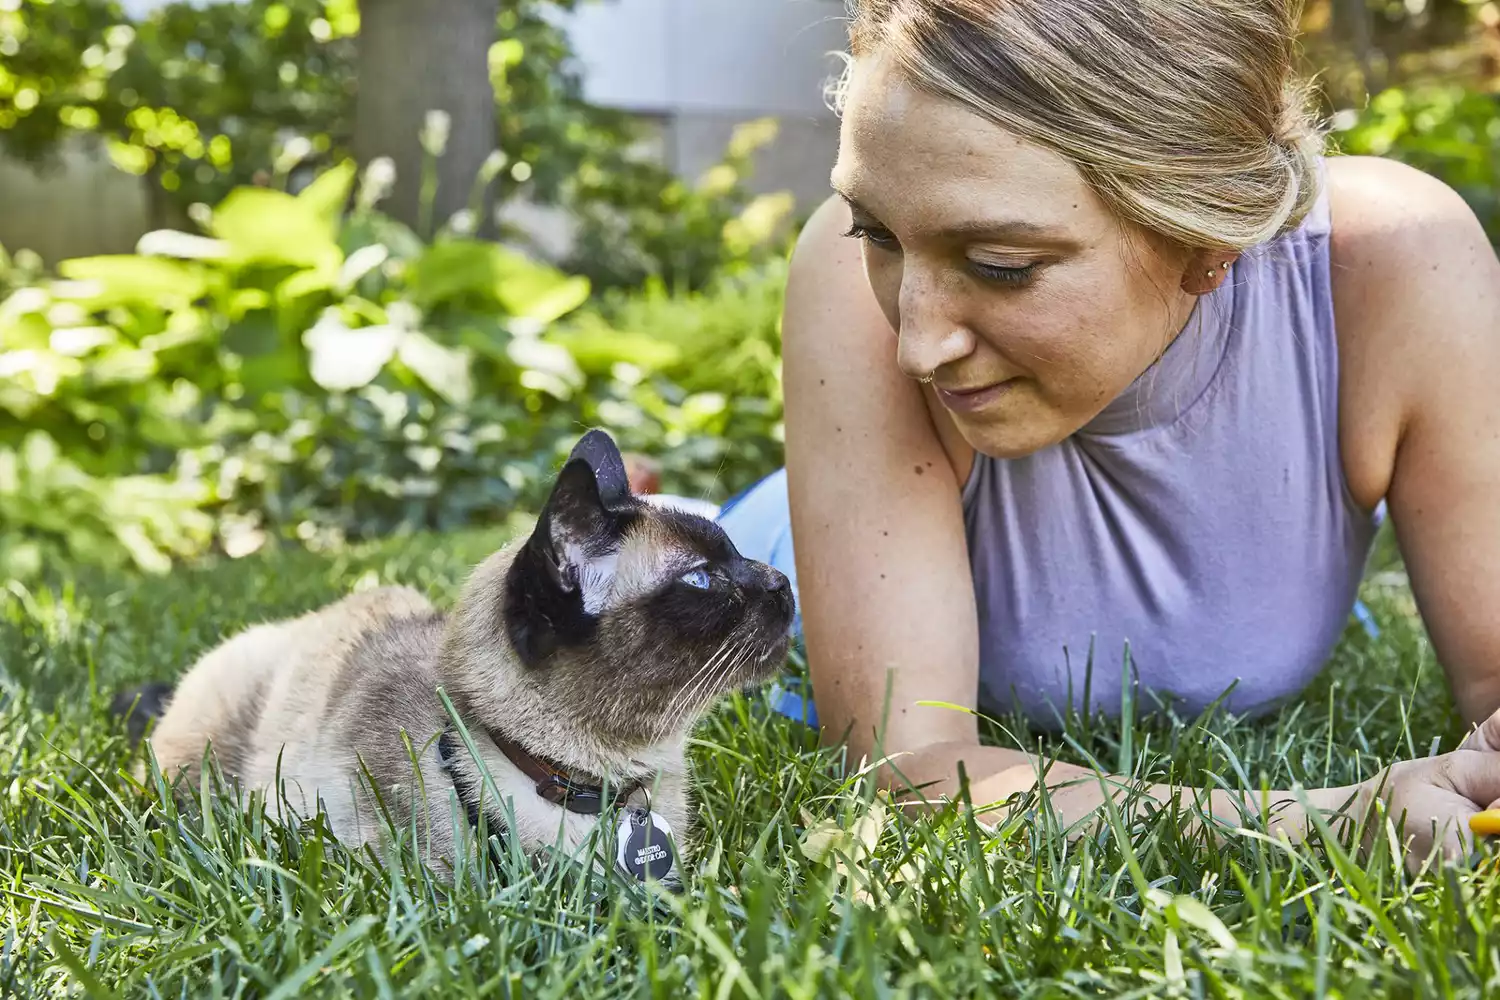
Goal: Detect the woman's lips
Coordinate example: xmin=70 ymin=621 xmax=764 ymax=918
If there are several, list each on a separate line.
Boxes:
xmin=935 ymin=379 xmax=1015 ymax=414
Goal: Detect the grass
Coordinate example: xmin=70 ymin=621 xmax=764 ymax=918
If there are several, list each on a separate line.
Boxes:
xmin=3 ymin=519 xmax=1499 ymax=997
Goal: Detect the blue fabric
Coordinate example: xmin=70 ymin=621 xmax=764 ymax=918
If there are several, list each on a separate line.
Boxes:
xmin=716 ymin=468 xmax=801 ymax=634
xmin=715 ymin=469 xmax=816 ymax=725
xmin=715 ymin=465 xmax=1381 ymax=727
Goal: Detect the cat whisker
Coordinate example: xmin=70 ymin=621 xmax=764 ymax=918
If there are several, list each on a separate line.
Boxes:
xmin=673 ymin=641 xmax=744 ymax=726
xmin=658 ymin=636 xmax=738 ymax=738
xmin=660 ymin=638 xmax=750 ymax=742
xmin=668 ymin=640 xmax=754 ymax=737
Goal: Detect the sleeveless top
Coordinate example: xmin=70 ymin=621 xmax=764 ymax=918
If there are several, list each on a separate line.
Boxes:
xmin=961 ymin=184 xmax=1381 ymax=727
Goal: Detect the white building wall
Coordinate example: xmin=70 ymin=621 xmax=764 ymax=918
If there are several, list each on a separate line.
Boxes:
xmin=564 ymin=0 xmax=849 ymax=215
xmin=567 ymin=0 xmax=848 ymax=118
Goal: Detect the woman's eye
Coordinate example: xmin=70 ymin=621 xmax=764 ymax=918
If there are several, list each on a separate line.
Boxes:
xmin=842 ymin=222 xmax=901 ymax=252
xmin=679 ymin=568 xmax=712 ymax=591
xmin=969 ymin=260 xmax=1039 ymax=287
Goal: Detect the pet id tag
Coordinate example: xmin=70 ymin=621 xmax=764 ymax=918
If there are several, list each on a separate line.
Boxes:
xmin=616 ymin=807 xmax=678 ymax=885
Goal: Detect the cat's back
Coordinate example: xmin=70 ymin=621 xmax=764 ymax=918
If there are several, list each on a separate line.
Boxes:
xmin=250 ymin=584 xmax=437 ymax=721
xmin=232 ymin=585 xmax=453 ymax=842
xmin=148 ymin=584 xmax=439 ymax=786
xmin=244 ymin=585 xmax=444 ymax=767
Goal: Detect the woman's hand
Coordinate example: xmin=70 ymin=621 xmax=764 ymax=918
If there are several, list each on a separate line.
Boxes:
xmin=1361 ymin=707 xmax=1500 ymax=870
xmin=1458 ymin=705 xmax=1500 ymax=754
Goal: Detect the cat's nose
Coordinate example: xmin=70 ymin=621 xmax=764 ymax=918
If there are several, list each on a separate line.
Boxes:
xmin=763 ymin=568 xmax=794 ymax=617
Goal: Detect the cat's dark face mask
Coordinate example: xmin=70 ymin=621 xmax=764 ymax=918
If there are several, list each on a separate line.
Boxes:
xmin=503 ymin=430 xmax=795 ymax=747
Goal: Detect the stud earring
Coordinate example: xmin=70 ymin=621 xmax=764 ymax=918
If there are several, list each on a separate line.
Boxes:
xmin=1205 ymin=267 xmax=1217 ymax=279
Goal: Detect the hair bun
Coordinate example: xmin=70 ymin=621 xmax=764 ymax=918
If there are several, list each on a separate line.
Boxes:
xmin=1268 ymin=79 xmax=1327 ymax=238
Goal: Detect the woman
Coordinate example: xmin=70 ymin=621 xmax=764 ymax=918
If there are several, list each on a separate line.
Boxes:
xmin=715 ymin=0 xmax=1500 ymax=866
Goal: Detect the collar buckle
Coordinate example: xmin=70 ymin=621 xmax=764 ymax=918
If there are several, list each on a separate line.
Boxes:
xmin=536 ymin=774 xmax=609 ymax=814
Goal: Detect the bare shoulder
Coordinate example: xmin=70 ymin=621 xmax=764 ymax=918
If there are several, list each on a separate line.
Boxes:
xmin=1325 ymin=155 xmax=1500 ymax=507
xmin=1325 ymin=154 xmax=1497 ymax=350
xmin=786 ymin=194 xmax=976 ymax=480
xmin=1326 ymin=155 xmax=1493 ymax=282
xmin=786 ymin=194 xmax=868 ymax=320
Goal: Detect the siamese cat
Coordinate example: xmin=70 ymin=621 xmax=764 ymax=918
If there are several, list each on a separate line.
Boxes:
xmin=114 ymin=430 xmax=795 ymax=885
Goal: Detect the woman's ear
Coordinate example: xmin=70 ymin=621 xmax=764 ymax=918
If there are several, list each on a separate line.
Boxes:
xmin=1180 ymin=250 xmax=1239 ymax=295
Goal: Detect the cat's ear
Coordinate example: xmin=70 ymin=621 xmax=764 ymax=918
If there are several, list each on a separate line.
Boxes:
xmin=527 ymin=455 xmax=627 ymax=607
xmin=505 ymin=433 xmax=637 ymax=663
xmin=505 ymin=456 xmax=625 ymax=663
xmin=565 ymin=429 xmax=631 ymax=510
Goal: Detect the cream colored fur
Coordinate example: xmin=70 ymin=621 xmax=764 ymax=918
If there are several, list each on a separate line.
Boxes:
xmin=146 ymin=537 xmax=703 ymax=881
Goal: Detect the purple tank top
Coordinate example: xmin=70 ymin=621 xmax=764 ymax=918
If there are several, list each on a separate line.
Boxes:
xmin=961 ymin=184 xmax=1380 ymax=726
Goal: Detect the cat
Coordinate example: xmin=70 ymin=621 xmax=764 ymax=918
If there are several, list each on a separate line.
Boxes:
xmin=113 ymin=429 xmax=795 ymax=886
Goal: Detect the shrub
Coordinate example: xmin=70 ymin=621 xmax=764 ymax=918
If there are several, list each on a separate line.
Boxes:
xmin=0 ymin=159 xmax=792 ymax=578
xmin=1 ymin=0 xmax=784 ymax=292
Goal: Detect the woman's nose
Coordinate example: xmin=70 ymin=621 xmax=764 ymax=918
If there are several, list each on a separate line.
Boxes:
xmin=896 ymin=266 xmax=977 ymax=380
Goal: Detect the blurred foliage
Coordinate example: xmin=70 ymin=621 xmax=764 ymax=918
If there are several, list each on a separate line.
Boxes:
xmin=552 ymin=256 xmax=788 ymax=502
xmin=0 ymin=0 xmax=789 ymax=292
xmin=0 ymin=158 xmax=790 ymax=579
xmin=0 ymin=0 xmax=357 ymax=213
xmin=6 ymin=0 xmax=1497 ymax=587
xmin=1332 ymin=84 xmax=1500 ymax=242
xmin=1300 ymin=0 xmax=1500 ymax=103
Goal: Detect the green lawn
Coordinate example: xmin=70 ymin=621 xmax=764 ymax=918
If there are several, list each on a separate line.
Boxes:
xmin=3 ymin=522 xmax=1498 ymax=997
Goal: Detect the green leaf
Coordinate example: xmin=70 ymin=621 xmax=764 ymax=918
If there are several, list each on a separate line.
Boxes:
xmin=1169 ymin=895 xmax=1240 ymax=952
xmin=404 ymin=240 xmax=507 ymax=308
xmin=112 ymin=522 xmax=172 ymax=576
xmin=86 ymin=347 xmax=159 ymax=387
xmin=55 ymin=256 xmax=209 ymax=309
xmin=397 ymin=331 xmax=472 ymax=406
xmin=507 ymin=336 xmax=583 ymax=395
xmin=405 ymin=240 xmax=590 ymax=323
xmin=341 ymin=212 xmax=427 ymax=263
xmin=494 ymin=252 xmax=590 ymax=325
xmin=297 ymin=159 xmax=359 ymax=231
xmin=224 ymin=310 xmax=281 ymax=357
xmin=279 ymin=263 xmax=340 ymax=301
xmin=211 ymin=187 xmax=343 ymax=270
xmin=550 ymin=323 xmax=681 ymax=375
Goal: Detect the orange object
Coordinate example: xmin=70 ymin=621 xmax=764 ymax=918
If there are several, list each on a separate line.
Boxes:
xmin=1470 ymin=810 xmax=1500 ymax=837
xmin=622 ymin=453 xmax=662 ymax=495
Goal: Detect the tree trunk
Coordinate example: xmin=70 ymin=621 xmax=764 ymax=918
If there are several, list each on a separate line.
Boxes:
xmin=353 ymin=0 xmax=502 ymax=238
xmin=1332 ymin=0 xmax=1380 ymax=95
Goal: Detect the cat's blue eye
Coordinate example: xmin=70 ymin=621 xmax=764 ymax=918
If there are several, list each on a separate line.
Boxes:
xmin=679 ymin=568 xmax=712 ymax=591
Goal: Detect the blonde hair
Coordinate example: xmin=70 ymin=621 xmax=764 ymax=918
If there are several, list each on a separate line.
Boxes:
xmin=834 ymin=0 xmax=1326 ymax=253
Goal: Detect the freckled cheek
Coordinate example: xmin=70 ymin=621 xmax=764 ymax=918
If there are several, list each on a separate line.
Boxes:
xmin=864 ymin=256 xmax=903 ymax=333
xmin=970 ymin=296 xmax=1102 ymax=372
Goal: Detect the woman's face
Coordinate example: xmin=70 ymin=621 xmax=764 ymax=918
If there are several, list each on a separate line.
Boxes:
xmin=831 ymin=55 xmax=1207 ymax=458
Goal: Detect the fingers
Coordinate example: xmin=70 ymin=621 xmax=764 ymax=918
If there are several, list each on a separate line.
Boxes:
xmin=1407 ymin=809 xmax=1475 ymax=871
xmin=1459 ymin=706 xmax=1500 ymax=753
xmin=1388 ymin=805 xmax=1476 ymax=874
xmin=1435 ymin=749 xmax=1500 ymax=807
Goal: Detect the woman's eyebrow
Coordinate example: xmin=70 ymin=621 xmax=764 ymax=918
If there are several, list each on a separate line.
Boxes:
xmin=836 ymin=191 xmax=1068 ymax=244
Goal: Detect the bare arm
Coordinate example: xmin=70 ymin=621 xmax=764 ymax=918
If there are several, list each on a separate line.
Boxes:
xmin=782 ymin=195 xmax=985 ymax=773
xmin=1329 ymin=156 xmax=1500 ymax=729
xmin=780 ymin=195 xmax=1375 ymax=846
